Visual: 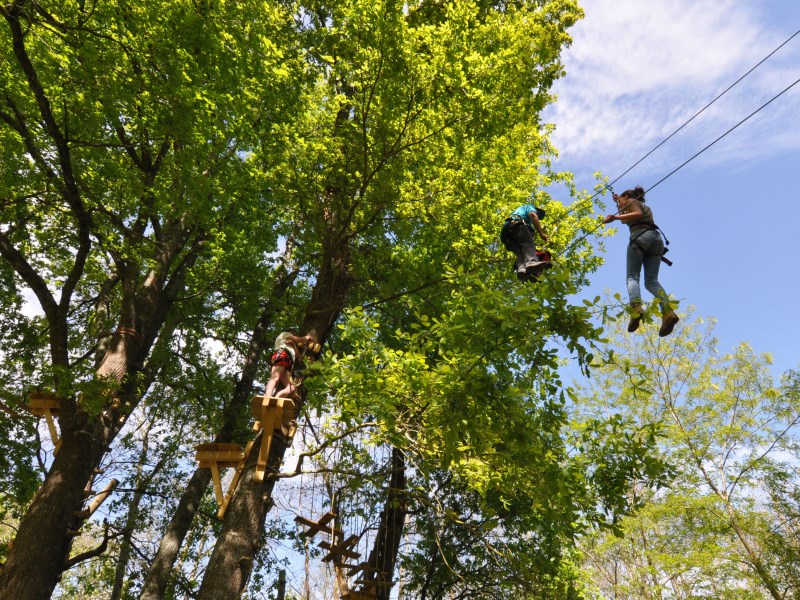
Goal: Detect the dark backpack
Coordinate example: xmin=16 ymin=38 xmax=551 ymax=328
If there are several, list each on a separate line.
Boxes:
xmin=499 ymin=218 xmax=516 ymax=250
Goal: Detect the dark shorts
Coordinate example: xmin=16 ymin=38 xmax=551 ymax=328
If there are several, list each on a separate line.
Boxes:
xmin=270 ymin=348 xmax=293 ymax=369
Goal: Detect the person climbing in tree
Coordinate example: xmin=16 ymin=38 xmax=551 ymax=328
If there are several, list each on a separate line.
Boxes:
xmin=603 ymin=186 xmax=679 ymax=336
xmin=500 ymin=200 xmax=550 ymax=282
xmin=265 ymin=331 xmax=317 ymax=399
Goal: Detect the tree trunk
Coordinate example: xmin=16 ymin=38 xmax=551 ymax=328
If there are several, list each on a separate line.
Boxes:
xmin=196 ymin=429 xmax=289 ymax=600
xmin=359 ymin=447 xmax=407 ymax=600
xmin=0 ymin=256 xmax=192 ymax=599
xmin=139 ymin=264 xmax=297 ymax=600
xmin=196 ymin=240 xmax=351 ymax=599
xmin=0 ymin=418 xmax=107 ymax=600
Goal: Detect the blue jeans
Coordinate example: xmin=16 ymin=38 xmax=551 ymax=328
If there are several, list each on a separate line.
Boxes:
xmin=626 ymin=230 xmax=670 ymax=311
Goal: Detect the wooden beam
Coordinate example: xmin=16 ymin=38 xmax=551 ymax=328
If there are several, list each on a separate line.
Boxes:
xmin=251 ymin=396 xmax=295 ymax=482
xmin=294 ymin=512 xmax=340 ymax=537
xmin=194 ymin=442 xmax=250 ymax=518
xmin=76 ymin=478 xmax=119 ymax=518
xmin=340 ymin=591 xmax=377 ymax=600
xmin=195 ymin=443 xmax=245 ymax=468
xmin=320 ymin=534 xmax=360 ymax=562
xmin=217 ymin=439 xmax=254 ymax=519
xmin=346 ymin=562 xmax=388 ymax=578
xmin=352 ymin=578 xmax=393 ymax=588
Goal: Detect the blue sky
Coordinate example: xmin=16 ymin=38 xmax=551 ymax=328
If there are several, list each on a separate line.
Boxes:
xmin=544 ymin=0 xmax=800 ymax=378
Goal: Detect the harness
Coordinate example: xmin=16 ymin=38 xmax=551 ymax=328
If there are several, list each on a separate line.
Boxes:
xmin=500 ymin=216 xmax=524 ymax=250
xmin=630 ymin=223 xmax=673 ymax=266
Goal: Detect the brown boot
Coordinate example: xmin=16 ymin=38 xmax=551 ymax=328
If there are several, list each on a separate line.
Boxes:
xmin=659 ymin=309 xmax=679 ymax=337
xmin=627 ymin=303 xmax=644 ymax=333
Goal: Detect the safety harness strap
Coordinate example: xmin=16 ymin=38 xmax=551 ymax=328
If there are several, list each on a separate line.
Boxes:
xmin=629 ymin=224 xmax=673 ymax=266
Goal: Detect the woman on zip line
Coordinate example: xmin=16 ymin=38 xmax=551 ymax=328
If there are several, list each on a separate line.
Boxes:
xmin=603 ymin=186 xmax=679 ymax=337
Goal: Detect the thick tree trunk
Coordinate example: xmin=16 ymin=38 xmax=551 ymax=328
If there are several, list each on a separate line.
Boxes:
xmin=359 ymin=447 xmax=407 ymax=600
xmin=0 ymin=257 xmax=192 ymax=599
xmin=0 ymin=417 xmax=107 ymax=600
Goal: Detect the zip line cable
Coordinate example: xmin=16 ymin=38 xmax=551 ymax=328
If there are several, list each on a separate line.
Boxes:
xmin=610 ymin=27 xmax=800 ymax=188
xmin=563 ymin=27 xmax=800 ymax=216
xmin=646 ymin=73 xmax=800 ymax=194
xmin=365 ymin=32 xmax=800 ymax=303
xmin=557 ymin=71 xmax=800 ymax=258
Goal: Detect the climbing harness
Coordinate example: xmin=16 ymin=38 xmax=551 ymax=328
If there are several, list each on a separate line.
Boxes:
xmin=499 ymin=215 xmax=523 ymax=251
xmin=629 ymin=223 xmax=673 ymax=266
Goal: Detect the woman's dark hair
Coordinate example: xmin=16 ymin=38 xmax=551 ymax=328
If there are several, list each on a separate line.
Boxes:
xmin=536 ymin=207 xmax=546 ymax=220
xmin=621 ymin=186 xmax=646 ymax=202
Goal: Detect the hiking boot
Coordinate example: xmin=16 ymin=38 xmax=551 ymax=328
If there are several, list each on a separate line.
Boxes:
xmin=659 ymin=310 xmax=679 ymax=337
xmin=627 ymin=304 xmax=644 ymax=333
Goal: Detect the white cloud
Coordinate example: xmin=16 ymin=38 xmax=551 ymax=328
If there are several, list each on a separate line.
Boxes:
xmin=545 ymin=0 xmax=800 ymax=181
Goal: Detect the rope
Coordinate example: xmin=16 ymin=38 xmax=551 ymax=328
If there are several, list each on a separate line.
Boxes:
xmin=646 ymin=73 xmax=800 ymax=194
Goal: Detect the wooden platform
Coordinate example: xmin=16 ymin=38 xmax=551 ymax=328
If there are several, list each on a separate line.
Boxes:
xmin=28 ymin=392 xmax=63 ymax=453
xmin=341 ymin=592 xmax=377 ymax=600
xmin=195 ymin=442 xmax=251 ymax=519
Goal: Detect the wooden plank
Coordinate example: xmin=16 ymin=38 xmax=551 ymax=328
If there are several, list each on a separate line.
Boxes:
xmin=43 ymin=409 xmax=62 ymax=454
xmin=209 ymin=463 xmax=224 ymax=507
xmin=28 ymin=397 xmax=62 ymax=415
xmin=295 ymin=512 xmax=340 ymax=537
xmin=195 ymin=443 xmax=244 ymax=468
xmin=340 ymin=591 xmax=377 ymax=600
xmin=254 ymin=408 xmax=279 ymax=482
xmin=217 ymin=439 xmax=254 ymax=519
xmin=346 ymin=563 xmax=388 ymax=578
xmin=253 ymin=397 xmax=295 ymax=481
xmin=86 ymin=478 xmax=119 ymax=517
xmin=250 ymin=395 xmax=264 ymax=419
xmin=353 ymin=579 xmax=393 ymax=587
xmin=251 ymin=395 xmax=295 ymax=423
xmin=321 ymin=534 xmax=360 ymax=562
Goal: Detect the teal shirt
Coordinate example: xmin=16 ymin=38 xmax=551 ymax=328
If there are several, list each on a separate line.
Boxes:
xmin=511 ymin=204 xmax=538 ymax=228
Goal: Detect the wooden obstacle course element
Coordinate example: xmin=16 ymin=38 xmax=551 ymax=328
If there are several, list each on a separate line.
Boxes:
xmin=346 ymin=562 xmax=388 ymax=578
xmin=353 ymin=578 xmax=394 ymax=589
xmin=301 ymin=340 xmax=322 ymax=355
xmin=27 ymin=391 xmax=63 ymax=454
xmin=195 ymin=441 xmax=251 ymax=519
xmin=295 ymin=512 xmax=342 ymax=538
xmin=250 ymin=396 xmax=295 ymax=482
xmin=320 ymin=533 xmax=361 ymax=563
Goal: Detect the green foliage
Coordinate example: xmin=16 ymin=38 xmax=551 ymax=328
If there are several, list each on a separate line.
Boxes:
xmin=0 ymin=0 xmax=668 ymax=597
xmin=575 ymin=306 xmax=800 ymax=598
